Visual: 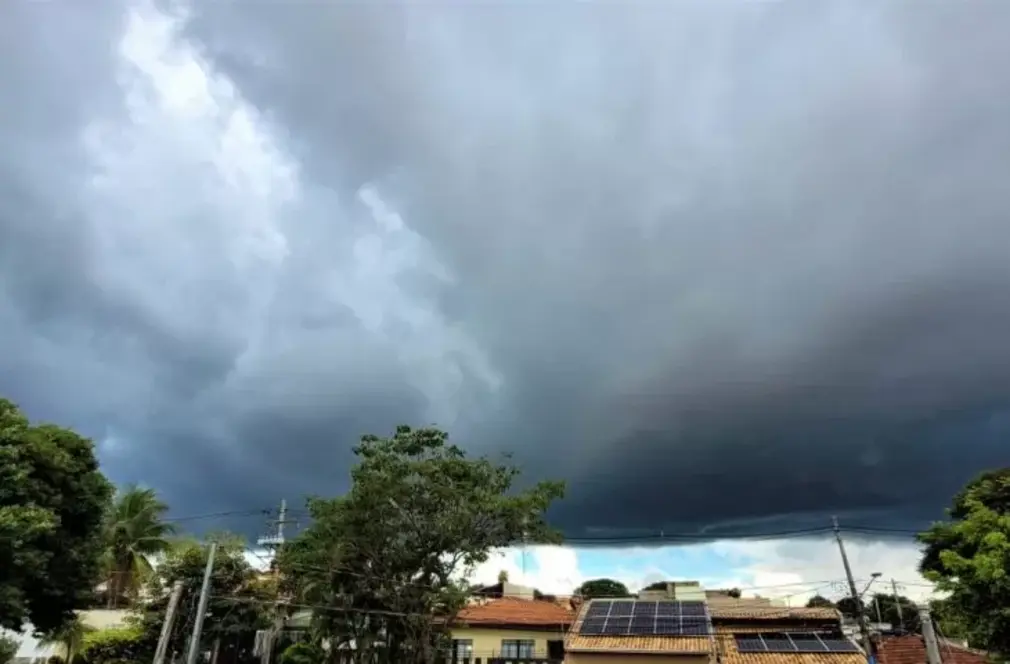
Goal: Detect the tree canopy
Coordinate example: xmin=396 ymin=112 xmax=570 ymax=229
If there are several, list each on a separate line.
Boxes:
xmin=806 ymin=595 xmax=835 ymax=609
xmin=277 ymin=425 xmax=565 ymax=664
xmin=918 ymin=467 xmax=1010 ymax=654
xmin=132 ymin=535 xmax=271 ymax=664
xmin=0 ymin=399 xmax=113 ymax=634
xmin=576 ymin=579 xmax=630 ymax=599
xmin=102 ymin=484 xmax=176 ymax=608
xmin=866 ymin=593 xmax=919 ymax=632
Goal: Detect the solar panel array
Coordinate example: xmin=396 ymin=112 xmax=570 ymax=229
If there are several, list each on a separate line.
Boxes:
xmin=579 ymin=601 xmax=711 ymax=636
xmin=734 ymin=633 xmax=861 ymax=653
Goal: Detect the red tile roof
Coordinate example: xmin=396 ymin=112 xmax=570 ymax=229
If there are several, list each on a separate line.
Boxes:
xmin=876 ymin=635 xmax=988 ymax=664
xmin=454 ymin=597 xmax=575 ymax=627
xmin=718 ymin=635 xmax=866 ymax=664
xmin=710 ymin=606 xmax=841 ymax=621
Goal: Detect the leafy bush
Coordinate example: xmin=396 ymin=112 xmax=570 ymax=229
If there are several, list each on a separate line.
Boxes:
xmin=0 ymin=635 xmax=20 ymax=664
xmin=279 ymin=641 xmax=325 ymax=664
xmin=79 ymin=627 xmax=145 ymax=664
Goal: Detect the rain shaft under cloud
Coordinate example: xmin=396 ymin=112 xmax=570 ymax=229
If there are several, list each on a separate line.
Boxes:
xmin=2 ymin=0 xmax=1010 ymax=538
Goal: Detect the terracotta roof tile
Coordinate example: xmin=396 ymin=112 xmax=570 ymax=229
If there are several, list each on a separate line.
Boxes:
xmin=566 ymin=635 xmax=711 ymax=654
xmin=717 ymin=634 xmax=866 ymax=664
xmin=715 ymin=625 xmax=841 ymax=635
xmin=877 ymin=635 xmax=988 ymax=664
xmin=455 ymin=597 xmax=574 ymax=627
xmin=710 ymin=606 xmax=841 ymax=621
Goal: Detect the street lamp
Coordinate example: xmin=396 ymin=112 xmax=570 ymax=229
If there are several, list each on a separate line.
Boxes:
xmin=861 ymin=573 xmax=884 ymax=627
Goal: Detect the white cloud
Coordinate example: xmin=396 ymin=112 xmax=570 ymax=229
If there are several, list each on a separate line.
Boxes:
xmin=466 ymin=538 xmax=937 ymax=604
xmin=468 ymin=546 xmax=584 ymax=595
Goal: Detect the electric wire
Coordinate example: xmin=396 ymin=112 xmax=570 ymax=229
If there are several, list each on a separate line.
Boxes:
xmin=161 ymin=506 xmax=935 ymax=544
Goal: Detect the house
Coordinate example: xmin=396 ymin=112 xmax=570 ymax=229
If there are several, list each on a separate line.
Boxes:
xmin=472 ymin=582 xmax=538 ymax=601
xmin=876 ymin=634 xmax=989 ymax=664
xmin=449 ymin=597 xmax=574 ymax=662
xmin=711 ymin=603 xmax=865 ymax=664
xmin=564 ymin=588 xmax=865 ymax=664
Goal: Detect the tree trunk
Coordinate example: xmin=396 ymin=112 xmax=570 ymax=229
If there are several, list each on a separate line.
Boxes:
xmin=211 ymin=638 xmax=221 ymax=664
xmin=107 ymin=572 xmax=118 ymax=609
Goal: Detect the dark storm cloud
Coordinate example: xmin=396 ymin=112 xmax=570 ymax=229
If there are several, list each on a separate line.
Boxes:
xmin=3 ymin=0 xmax=1010 ymax=539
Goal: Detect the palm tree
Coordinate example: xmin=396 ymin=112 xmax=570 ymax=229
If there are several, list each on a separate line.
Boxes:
xmin=103 ymin=484 xmax=176 ymax=607
xmin=40 ymin=616 xmax=93 ymax=664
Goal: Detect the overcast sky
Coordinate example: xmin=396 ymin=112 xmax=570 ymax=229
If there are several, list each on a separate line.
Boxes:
xmin=2 ymin=0 xmax=1010 ymax=540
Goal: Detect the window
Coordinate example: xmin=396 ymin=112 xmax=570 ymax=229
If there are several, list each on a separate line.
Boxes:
xmin=453 ymin=639 xmax=474 ymax=661
xmin=501 ymin=639 xmax=536 ymax=659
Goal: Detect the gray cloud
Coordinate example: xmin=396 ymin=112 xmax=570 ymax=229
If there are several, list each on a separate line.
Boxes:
xmin=2 ymin=0 xmax=1010 ymax=539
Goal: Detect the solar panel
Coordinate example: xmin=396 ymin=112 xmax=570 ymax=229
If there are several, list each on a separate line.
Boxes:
xmin=735 ymin=636 xmax=766 ymax=652
xmin=680 ymin=621 xmax=709 ymax=636
xmin=581 ymin=600 xmax=713 ymax=636
xmin=822 ymin=639 xmax=860 ymax=653
xmin=761 ymin=633 xmax=797 ymax=652
xmin=654 ymin=618 xmax=680 ymax=635
xmin=790 ymin=634 xmax=828 ymax=652
xmin=629 ymin=619 xmax=655 ymax=635
xmin=656 ymin=601 xmax=679 ymax=616
xmin=679 ymin=602 xmax=707 ymax=617
xmin=604 ymin=617 xmax=631 ymax=634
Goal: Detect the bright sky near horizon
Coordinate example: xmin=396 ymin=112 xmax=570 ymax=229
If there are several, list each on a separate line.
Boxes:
xmin=244 ymin=537 xmax=938 ymax=606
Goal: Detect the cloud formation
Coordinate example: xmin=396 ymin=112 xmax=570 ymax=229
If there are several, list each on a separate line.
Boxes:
xmin=3 ymin=0 xmax=1010 ymax=539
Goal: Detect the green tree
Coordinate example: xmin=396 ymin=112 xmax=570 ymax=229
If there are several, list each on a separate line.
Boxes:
xmin=576 ymin=579 xmax=630 ymax=599
xmin=866 ymin=593 xmax=918 ymax=632
xmin=806 ymin=595 xmax=835 ymax=609
xmin=930 ymin=597 xmax=973 ymax=643
xmin=102 ymin=485 xmax=176 ymax=608
xmin=278 ymin=426 xmax=565 ymax=664
xmin=0 ymin=399 xmax=113 ymax=634
xmin=835 ymin=597 xmax=864 ymax=619
xmin=919 ymin=468 xmax=1010 ymax=653
xmin=132 ymin=536 xmax=271 ymax=663
xmin=79 ymin=626 xmax=145 ymax=664
xmin=40 ymin=616 xmax=94 ymax=664
xmin=0 ymin=634 xmax=20 ymax=664
xmin=279 ymin=642 xmax=326 ymax=664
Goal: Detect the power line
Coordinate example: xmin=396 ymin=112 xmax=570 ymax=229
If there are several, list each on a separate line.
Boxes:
xmin=166 ymin=509 xmax=272 ymax=523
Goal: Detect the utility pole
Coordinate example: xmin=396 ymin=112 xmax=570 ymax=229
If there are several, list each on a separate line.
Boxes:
xmin=919 ymin=606 xmax=942 ymax=664
xmin=832 ymin=517 xmax=874 ymax=661
xmin=153 ymin=582 xmax=184 ymax=664
xmin=257 ymin=500 xmax=293 ymax=664
xmin=873 ymin=595 xmax=882 ymax=625
xmin=185 ymin=542 xmax=217 ymax=664
xmin=891 ymin=579 xmax=904 ymax=631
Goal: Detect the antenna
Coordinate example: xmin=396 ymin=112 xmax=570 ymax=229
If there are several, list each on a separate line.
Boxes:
xmin=257 ymin=499 xmax=295 ymax=552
